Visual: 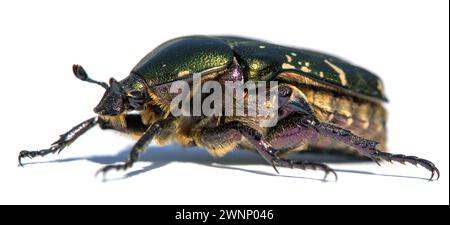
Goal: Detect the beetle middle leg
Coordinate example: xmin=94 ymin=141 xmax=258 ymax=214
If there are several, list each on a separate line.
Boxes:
xmin=195 ymin=121 xmax=337 ymax=181
xmin=18 ymin=117 xmax=98 ymax=166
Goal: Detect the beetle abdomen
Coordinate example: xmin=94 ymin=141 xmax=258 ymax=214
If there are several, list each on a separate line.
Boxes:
xmin=277 ymin=71 xmax=387 ymax=152
xmin=301 ymin=85 xmax=387 ymax=152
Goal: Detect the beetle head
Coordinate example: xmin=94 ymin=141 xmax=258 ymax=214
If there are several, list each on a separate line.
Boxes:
xmin=94 ymin=75 xmax=149 ymax=116
xmin=93 ymin=78 xmax=126 ymax=116
xmin=72 ymin=64 xmax=149 ymax=116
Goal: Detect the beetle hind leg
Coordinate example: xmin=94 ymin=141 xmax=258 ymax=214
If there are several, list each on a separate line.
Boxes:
xmin=315 ymin=122 xmax=440 ymax=181
xmin=18 ymin=117 xmax=98 ymax=166
xmin=372 ymin=151 xmax=440 ymax=181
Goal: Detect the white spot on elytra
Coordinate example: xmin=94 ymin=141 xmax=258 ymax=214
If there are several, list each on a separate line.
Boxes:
xmin=285 ymin=55 xmax=292 ymax=63
xmin=324 ymin=59 xmax=347 ymax=86
xmin=282 ymin=63 xmax=296 ymax=70
xmin=300 ymin=66 xmax=311 ymax=73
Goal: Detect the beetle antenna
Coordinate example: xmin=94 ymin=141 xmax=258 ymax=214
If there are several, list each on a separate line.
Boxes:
xmin=72 ymin=64 xmax=109 ymax=89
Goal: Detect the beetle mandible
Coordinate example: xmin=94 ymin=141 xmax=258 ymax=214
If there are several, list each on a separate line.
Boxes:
xmin=18 ymin=35 xmax=439 ymax=181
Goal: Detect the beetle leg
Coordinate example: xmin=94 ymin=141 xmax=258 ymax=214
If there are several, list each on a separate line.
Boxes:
xmin=372 ymin=152 xmax=440 ymax=181
xmin=271 ymin=158 xmax=337 ymax=181
xmin=315 ymin=121 xmax=440 ymax=181
xmin=95 ymin=118 xmax=172 ymax=177
xmin=200 ymin=121 xmax=337 ymax=181
xmin=18 ymin=117 xmax=98 ymax=166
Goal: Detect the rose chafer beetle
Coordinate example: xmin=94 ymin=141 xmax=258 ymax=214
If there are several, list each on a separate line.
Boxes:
xmin=19 ymin=35 xmax=439 ymax=181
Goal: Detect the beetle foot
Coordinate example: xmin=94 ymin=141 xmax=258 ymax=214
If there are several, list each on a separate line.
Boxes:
xmin=95 ymin=163 xmax=133 ymax=178
xmin=273 ymin=157 xmax=338 ymax=182
xmin=18 ymin=147 xmax=59 ymax=167
xmin=373 ymin=151 xmax=440 ymax=181
xmin=18 ymin=117 xmax=98 ymax=167
xmin=18 ymin=150 xmax=35 ymax=166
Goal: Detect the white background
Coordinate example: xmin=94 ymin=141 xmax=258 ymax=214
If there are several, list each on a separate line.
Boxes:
xmin=0 ymin=0 xmax=448 ymax=205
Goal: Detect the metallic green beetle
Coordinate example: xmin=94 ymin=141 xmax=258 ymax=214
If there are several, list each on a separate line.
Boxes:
xmin=19 ymin=35 xmax=439 ymax=181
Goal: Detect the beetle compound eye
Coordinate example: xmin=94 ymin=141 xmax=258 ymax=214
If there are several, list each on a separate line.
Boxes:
xmin=127 ymin=91 xmax=146 ymax=110
xmin=129 ymin=91 xmax=144 ymax=100
xmin=128 ymin=96 xmax=144 ymax=110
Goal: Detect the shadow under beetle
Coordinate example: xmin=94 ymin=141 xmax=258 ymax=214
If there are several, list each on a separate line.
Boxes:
xmin=18 ymin=36 xmax=439 ymax=181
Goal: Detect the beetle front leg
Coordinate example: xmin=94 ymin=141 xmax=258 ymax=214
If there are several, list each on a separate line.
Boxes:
xmin=95 ymin=119 xmax=172 ymax=176
xmin=199 ymin=121 xmax=337 ymax=181
xmin=18 ymin=117 xmax=98 ymax=166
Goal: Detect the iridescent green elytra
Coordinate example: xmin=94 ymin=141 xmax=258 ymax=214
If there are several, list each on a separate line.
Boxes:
xmin=133 ymin=35 xmax=387 ymax=102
